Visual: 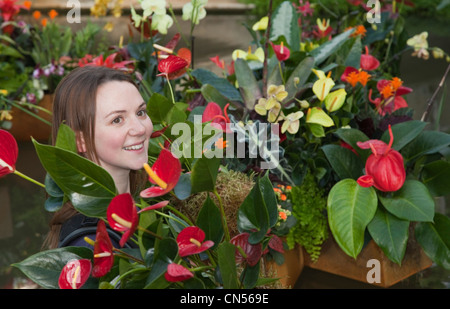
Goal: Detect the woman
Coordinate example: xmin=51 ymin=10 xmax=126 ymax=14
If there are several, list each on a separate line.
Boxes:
xmin=43 ymin=66 xmax=153 ymax=249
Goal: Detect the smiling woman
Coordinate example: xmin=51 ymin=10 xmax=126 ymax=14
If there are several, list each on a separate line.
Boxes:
xmin=43 ymin=66 xmax=153 ymax=250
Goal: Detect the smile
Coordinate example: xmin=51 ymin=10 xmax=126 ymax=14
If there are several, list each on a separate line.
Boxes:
xmin=123 ymin=142 xmax=144 ymax=151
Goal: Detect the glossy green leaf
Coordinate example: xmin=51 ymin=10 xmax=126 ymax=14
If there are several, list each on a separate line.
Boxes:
xmin=12 ymin=247 xmax=95 ymax=289
xmin=322 ymin=144 xmax=364 ymax=180
xmin=55 ymin=123 xmax=77 ymax=153
xmin=217 ymin=241 xmax=239 ymax=289
xmin=343 ymin=37 xmax=362 ymax=68
xmin=201 ymin=83 xmax=231 ymax=108
xmin=145 ymin=237 xmax=178 ymax=288
xmin=196 ymin=195 xmax=224 ymax=249
xmin=33 ymin=139 xmax=116 ymax=217
xmin=285 ymin=57 xmax=314 ymax=102
xmin=190 ymin=157 xmax=220 ymax=193
xmin=191 ymin=68 xmax=242 ymax=103
xmin=421 ymin=160 xmax=450 ymax=197
xmin=415 ymin=213 xmax=450 ymax=270
xmin=310 ymin=28 xmax=354 ymax=65
xmin=146 ymin=92 xmax=174 ymax=124
xmin=270 ymin=0 xmax=300 ymax=51
xmin=234 ymin=58 xmax=262 ymax=110
xmin=368 ymin=207 xmax=409 ymax=265
xmin=401 ymin=130 xmax=450 ymax=162
xmin=378 ymin=180 xmax=435 ymax=222
xmin=334 ymin=128 xmax=370 ymax=161
xmin=327 ymin=179 xmax=377 ymax=259
xmin=380 ymin=120 xmax=427 ymax=151
xmin=174 ymin=173 xmax=192 ymax=200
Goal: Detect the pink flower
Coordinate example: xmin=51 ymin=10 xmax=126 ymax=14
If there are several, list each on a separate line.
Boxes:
xmin=202 ymin=102 xmax=231 ymax=133
xmin=165 ymin=263 xmax=193 ymax=282
xmin=270 ymin=41 xmax=290 ymax=61
xmin=360 ymin=46 xmax=380 ymax=71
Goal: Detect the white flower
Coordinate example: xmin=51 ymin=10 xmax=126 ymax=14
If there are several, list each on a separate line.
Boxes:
xmin=182 ymin=0 xmax=208 ymax=24
xmin=281 ymin=111 xmax=304 ymax=134
xmin=152 ymin=13 xmax=173 ymax=34
xmin=140 ymin=0 xmax=166 ymax=18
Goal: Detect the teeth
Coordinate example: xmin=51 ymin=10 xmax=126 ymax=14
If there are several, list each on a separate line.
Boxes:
xmin=123 ymin=143 xmax=143 ymax=150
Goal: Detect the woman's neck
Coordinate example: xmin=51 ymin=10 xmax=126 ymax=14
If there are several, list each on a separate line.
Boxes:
xmin=108 ymin=169 xmax=131 ymax=194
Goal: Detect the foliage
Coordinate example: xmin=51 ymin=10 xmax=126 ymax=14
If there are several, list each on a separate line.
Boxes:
xmin=3 ymin=0 xmax=450 ymax=289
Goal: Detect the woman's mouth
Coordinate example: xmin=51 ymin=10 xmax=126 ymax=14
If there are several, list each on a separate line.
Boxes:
xmin=123 ymin=142 xmax=144 ymax=151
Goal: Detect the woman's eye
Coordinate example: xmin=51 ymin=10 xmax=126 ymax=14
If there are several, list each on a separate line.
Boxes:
xmin=112 ymin=117 xmax=122 ymax=124
xmin=137 ymin=109 xmax=147 ymax=117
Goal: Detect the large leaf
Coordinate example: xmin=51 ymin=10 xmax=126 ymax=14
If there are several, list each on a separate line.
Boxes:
xmin=380 ymin=120 xmax=428 ymax=151
xmin=421 ymin=160 xmax=450 ymax=197
xmin=33 ymin=140 xmax=116 ymax=217
xmin=196 ymin=195 xmax=224 ymax=249
xmin=191 ymin=68 xmax=242 ymax=103
xmin=367 ymin=207 xmax=409 ymax=265
xmin=322 ymin=144 xmax=364 ymax=180
xmin=234 ymin=58 xmax=262 ymax=110
xmin=145 ymin=237 xmax=178 ymax=288
xmin=415 ymin=213 xmax=450 ymax=270
xmin=334 ymin=128 xmax=371 ymax=160
xmin=270 ymin=0 xmax=300 ymax=51
xmin=146 ymin=92 xmax=174 ymax=124
xmin=401 ymin=130 xmax=450 ymax=162
xmin=217 ymin=242 xmax=239 ymax=289
xmin=12 ymin=247 xmax=95 ymax=289
xmin=309 ymin=28 xmax=355 ymax=65
xmin=190 ymin=156 xmax=220 ymax=193
xmin=378 ymin=180 xmax=435 ymax=222
xmin=327 ymin=179 xmax=377 ymax=259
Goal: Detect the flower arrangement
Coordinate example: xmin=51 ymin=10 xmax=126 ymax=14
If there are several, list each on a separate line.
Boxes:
xmin=2 ymin=0 xmax=450 ymax=289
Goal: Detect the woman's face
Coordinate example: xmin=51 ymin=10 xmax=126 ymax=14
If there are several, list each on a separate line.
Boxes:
xmin=93 ymin=81 xmax=153 ymax=175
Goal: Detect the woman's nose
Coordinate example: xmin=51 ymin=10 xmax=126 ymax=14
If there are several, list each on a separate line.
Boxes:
xmin=129 ymin=117 xmax=147 ymax=136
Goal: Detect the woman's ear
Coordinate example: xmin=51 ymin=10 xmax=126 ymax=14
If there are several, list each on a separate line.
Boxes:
xmin=76 ymin=131 xmax=87 ymax=153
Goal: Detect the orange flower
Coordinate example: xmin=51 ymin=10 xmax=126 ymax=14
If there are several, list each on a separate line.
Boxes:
xmin=390 ymin=77 xmax=403 ymax=91
xmin=358 ymin=71 xmax=371 ymax=86
xmin=214 ymin=137 xmax=228 ymax=149
xmin=280 ymin=194 xmax=287 ymax=201
xmin=351 ymin=25 xmax=366 ymax=37
xmin=41 ymin=17 xmax=48 ymax=27
xmin=279 ymin=211 xmax=287 ymax=221
xmin=32 ymin=10 xmax=41 ymax=19
xmin=346 ymin=71 xmax=359 ymax=87
xmin=380 ymin=85 xmax=394 ymax=99
xmin=48 ymin=9 xmax=58 ymax=19
xmin=23 ymin=1 xmax=32 ymax=9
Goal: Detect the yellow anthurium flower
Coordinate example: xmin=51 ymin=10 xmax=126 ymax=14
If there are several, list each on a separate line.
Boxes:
xmin=324 ymin=88 xmax=347 ymax=112
xmin=312 ymin=69 xmax=335 ymax=101
xmin=268 ymin=102 xmax=284 ymax=123
xmin=252 ymin=16 xmax=268 ymax=31
xmin=232 ymin=49 xmax=248 ymax=61
xmin=281 ymin=111 xmax=304 ymax=134
xmin=255 ymin=98 xmax=268 ymax=116
xmin=306 ymin=107 xmax=334 ymax=127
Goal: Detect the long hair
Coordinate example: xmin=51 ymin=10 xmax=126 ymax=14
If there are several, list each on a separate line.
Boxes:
xmin=43 ymin=66 xmax=147 ymax=249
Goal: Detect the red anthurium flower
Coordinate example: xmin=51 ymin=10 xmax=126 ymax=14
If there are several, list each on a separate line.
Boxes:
xmin=263 ymin=234 xmax=284 ymax=255
xmin=140 ymin=149 xmax=181 ymax=198
xmin=369 ymin=78 xmax=412 ymax=115
xmin=0 ymin=129 xmax=18 ymax=178
xmin=78 ymin=53 xmax=135 ymax=71
xmin=138 ymin=200 xmax=169 ymax=213
xmin=360 ymin=46 xmax=380 ymax=71
xmin=106 ymin=193 xmax=139 ymax=247
xmin=210 ymin=55 xmax=225 ymax=70
xmin=92 ymin=220 xmax=114 ymax=278
xmin=176 ymin=226 xmax=214 ymax=257
xmin=230 ymin=233 xmax=262 ymax=267
xmin=157 ymin=53 xmax=190 ymax=80
xmin=165 ymin=263 xmax=194 ymax=282
xmin=270 ymin=41 xmax=290 ymax=61
xmin=356 ymin=125 xmax=406 ymax=192
xmin=202 ymin=102 xmax=231 ymax=133
xmin=58 ymin=259 xmax=92 ymax=289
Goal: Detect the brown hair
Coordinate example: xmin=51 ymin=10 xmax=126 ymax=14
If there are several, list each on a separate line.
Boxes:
xmin=43 ymin=66 xmax=147 ymax=249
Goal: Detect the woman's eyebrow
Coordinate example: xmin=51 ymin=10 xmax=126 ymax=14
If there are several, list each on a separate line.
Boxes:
xmin=105 ymin=103 xmax=146 ymax=118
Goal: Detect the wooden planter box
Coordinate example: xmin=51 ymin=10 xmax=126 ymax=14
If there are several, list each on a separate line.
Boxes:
xmin=8 ymin=94 xmax=53 ymax=142
xmin=303 ymin=236 xmax=433 ymax=288
xmin=263 ymin=243 xmax=304 ymax=289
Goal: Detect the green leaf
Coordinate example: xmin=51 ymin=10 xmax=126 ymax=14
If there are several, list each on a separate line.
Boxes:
xmin=381 ymin=120 xmax=427 ymax=151
xmin=146 ymin=92 xmax=174 ymax=124
xmin=217 ymin=242 xmax=239 ymax=289
xmin=368 ymin=207 xmax=409 ymax=265
xmin=322 ymin=144 xmax=364 ymax=180
xmin=190 ymin=157 xmax=220 ymax=193
xmin=145 ymin=237 xmax=178 ymax=288
xmin=173 ymin=173 xmax=192 ymax=200
xmin=415 ymin=213 xmax=450 ymax=270
xmin=234 ymin=58 xmax=262 ymax=110
xmin=378 ymin=180 xmax=435 ymax=222
xmin=310 ymin=28 xmax=355 ymax=65
xmin=327 ymin=179 xmax=377 ymax=259
xmin=191 ymin=68 xmax=242 ymax=103
xmin=421 ymin=160 xmax=450 ymax=197
xmin=343 ymin=37 xmax=362 ymax=68
xmin=270 ymin=0 xmax=300 ymax=51
xmin=196 ymin=196 xmax=224 ymax=249
xmin=33 ymin=140 xmax=116 ymax=218
xmin=401 ymin=130 xmax=450 ymax=162
xmin=12 ymin=247 xmax=95 ymax=289
xmin=284 ymin=57 xmax=314 ymax=102
xmin=201 ymin=84 xmax=231 ymax=108
xmin=334 ymin=128 xmax=371 ymax=160
xmin=55 ymin=123 xmax=77 ymax=153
